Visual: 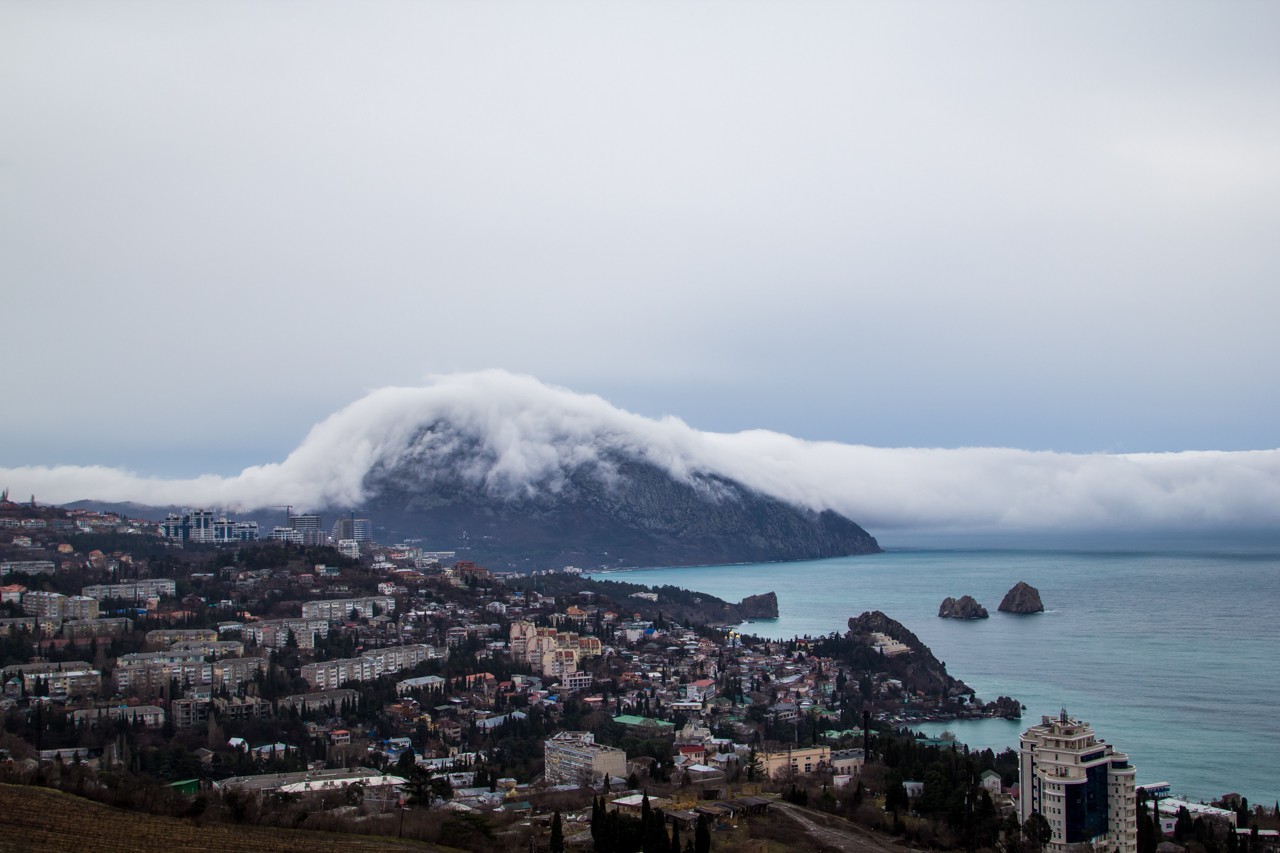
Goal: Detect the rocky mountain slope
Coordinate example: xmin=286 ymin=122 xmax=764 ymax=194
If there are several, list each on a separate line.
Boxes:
xmin=365 ymin=441 xmax=880 ymax=570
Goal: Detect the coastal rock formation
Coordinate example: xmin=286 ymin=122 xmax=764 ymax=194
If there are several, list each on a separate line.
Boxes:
xmin=846 ymin=611 xmax=975 ymax=700
xmin=938 ymin=595 xmax=989 ymax=619
xmin=738 ymin=591 xmax=779 ymax=620
xmin=990 ymin=695 xmax=1022 ymax=719
xmin=998 ymin=581 xmax=1044 ymax=614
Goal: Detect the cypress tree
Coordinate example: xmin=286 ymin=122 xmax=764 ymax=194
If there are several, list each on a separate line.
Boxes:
xmin=550 ymin=810 xmax=564 ymax=853
xmin=592 ymin=796 xmax=603 ymax=849
xmin=695 ymin=813 xmax=710 ymax=853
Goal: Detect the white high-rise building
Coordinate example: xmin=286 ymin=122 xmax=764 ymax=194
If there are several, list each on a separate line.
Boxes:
xmin=1019 ymin=711 xmax=1137 ymax=853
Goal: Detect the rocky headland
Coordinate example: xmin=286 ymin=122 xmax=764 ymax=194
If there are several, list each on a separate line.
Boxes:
xmin=738 ymin=591 xmax=780 ymax=620
xmin=998 ymin=581 xmax=1044 ymax=614
xmin=938 ymin=595 xmax=989 ymax=619
xmin=844 ymin=611 xmax=1020 ymax=719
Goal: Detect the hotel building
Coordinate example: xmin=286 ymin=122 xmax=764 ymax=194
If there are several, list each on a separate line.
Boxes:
xmin=1019 ymin=711 xmax=1137 ymax=853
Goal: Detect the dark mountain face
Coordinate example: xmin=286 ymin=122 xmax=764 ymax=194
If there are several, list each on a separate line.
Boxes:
xmin=361 ymin=429 xmax=880 ymax=570
xmin=65 ymin=418 xmax=882 ymax=571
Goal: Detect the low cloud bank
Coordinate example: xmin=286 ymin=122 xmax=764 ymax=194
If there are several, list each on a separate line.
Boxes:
xmin=4 ymin=371 xmax=1278 ymax=535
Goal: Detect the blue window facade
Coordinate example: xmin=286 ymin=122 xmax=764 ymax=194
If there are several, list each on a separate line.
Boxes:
xmin=1065 ymin=764 xmax=1109 ymax=843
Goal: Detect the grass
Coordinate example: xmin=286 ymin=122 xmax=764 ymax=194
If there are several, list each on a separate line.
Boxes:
xmin=0 ymin=783 xmax=439 ymax=852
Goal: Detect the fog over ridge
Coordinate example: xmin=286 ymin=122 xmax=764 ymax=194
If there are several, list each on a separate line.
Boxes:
xmin=3 ymin=370 xmax=1278 ymax=534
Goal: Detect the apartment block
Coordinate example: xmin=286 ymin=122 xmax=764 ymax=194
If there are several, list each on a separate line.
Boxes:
xmin=300 ymin=596 xmax=394 ymax=622
xmin=299 ymin=644 xmax=429 ymax=689
xmin=543 ymin=731 xmax=627 ymax=785
xmin=82 ymin=579 xmax=176 ymax=602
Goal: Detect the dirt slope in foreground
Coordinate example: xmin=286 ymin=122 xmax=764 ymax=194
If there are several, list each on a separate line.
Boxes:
xmin=0 ymin=784 xmax=433 ymax=853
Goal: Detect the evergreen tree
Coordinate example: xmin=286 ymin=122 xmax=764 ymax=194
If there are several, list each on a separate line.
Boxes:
xmin=642 ymin=802 xmax=669 ymax=853
xmin=1138 ymin=793 xmax=1158 ymax=853
xmin=592 ymin=796 xmax=605 ymax=851
xmin=550 ymin=810 xmax=564 ymax=853
xmin=1023 ymin=813 xmax=1052 ymax=852
xmin=694 ymin=813 xmax=711 ymax=853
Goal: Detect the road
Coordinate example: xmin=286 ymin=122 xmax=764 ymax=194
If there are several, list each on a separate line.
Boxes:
xmin=772 ymin=800 xmax=916 ymax=853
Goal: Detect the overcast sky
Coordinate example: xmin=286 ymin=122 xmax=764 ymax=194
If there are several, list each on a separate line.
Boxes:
xmin=3 ymin=2 xmax=1278 ymax=482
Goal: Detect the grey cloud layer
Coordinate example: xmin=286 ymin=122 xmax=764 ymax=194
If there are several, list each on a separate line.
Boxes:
xmin=2 ymin=3 xmax=1279 ymax=467
xmin=3 ymin=372 xmax=1276 ymax=534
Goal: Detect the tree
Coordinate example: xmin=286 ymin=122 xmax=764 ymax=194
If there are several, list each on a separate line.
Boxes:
xmin=1138 ymin=792 xmax=1159 ymax=853
xmin=404 ymin=764 xmax=452 ymax=807
xmin=550 ymin=810 xmax=565 ymax=853
xmin=642 ymin=797 xmax=669 ymax=853
xmin=1023 ymin=813 xmax=1052 ymax=852
xmin=396 ymin=747 xmax=416 ymax=776
xmin=884 ymin=775 xmax=910 ymax=816
xmin=1175 ymin=806 xmax=1194 ymax=842
xmin=695 ymin=813 xmax=711 ymax=853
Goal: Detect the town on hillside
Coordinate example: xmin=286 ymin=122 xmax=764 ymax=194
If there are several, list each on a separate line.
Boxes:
xmin=1 ymin=496 xmax=1276 ymax=853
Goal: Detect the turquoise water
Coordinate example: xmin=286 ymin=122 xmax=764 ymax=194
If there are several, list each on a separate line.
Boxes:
xmin=588 ymin=546 xmax=1280 ymax=805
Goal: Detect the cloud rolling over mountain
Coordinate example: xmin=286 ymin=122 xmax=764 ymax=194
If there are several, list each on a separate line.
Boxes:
xmin=3 ymin=371 xmax=1277 ymax=536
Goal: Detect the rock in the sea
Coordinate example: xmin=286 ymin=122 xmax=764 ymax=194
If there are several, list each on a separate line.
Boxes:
xmin=998 ymin=581 xmax=1044 ymax=614
xmin=738 ymin=591 xmax=779 ymax=619
xmin=938 ymin=595 xmax=989 ymax=619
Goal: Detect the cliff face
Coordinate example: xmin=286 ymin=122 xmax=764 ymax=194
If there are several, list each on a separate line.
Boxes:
xmin=363 ymin=443 xmax=880 ymax=570
xmin=938 ymin=595 xmax=989 ymax=619
xmin=998 ymin=581 xmax=1044 ymax=614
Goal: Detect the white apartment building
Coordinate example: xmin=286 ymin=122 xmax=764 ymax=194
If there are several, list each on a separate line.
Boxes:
xmin=82 ymin=580 xmax=176 ymax=602
xmin=244 ymin=618 xmax=330 ymax=649
xmin=1 ymin=561 xmax=56 ymax=576
xmin=1019 ymin=711 xmax=1137 ymax=853
xmin=169 ymin=640 xmax=244 ymax=658
xmin=21 ymin=590 xmax=67 ymax=621
xmin=65 ymin=595 xmax=99 ymax=620
xmin=5 ymin=661 xmax=103 ymax=699
xmin=543 ymin=731 xmax=627 ymax=786
xmin=300 ymin=644 xmax=429 ymax=689
xmin=145 ymin=628 xmax=218 ymax=647
xmin=300 ymin=596 xmax=394 ymax=621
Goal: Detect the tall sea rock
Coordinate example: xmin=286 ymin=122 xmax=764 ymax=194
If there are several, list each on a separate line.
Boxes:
xmin=998 ymin=581 xmax=1045 ymax=614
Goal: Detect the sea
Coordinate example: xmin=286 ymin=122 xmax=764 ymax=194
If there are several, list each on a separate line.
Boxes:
xmin=586 ymin=538 xmax=1280 ymax=806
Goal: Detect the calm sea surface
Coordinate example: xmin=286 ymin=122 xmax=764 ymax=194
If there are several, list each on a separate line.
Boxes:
xmin=587 ymin=544 xmax=1280 ymax=805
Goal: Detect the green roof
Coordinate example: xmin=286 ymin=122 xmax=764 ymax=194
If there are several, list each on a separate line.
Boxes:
xmin=613 ymin=715 xmax=675 ymax=728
